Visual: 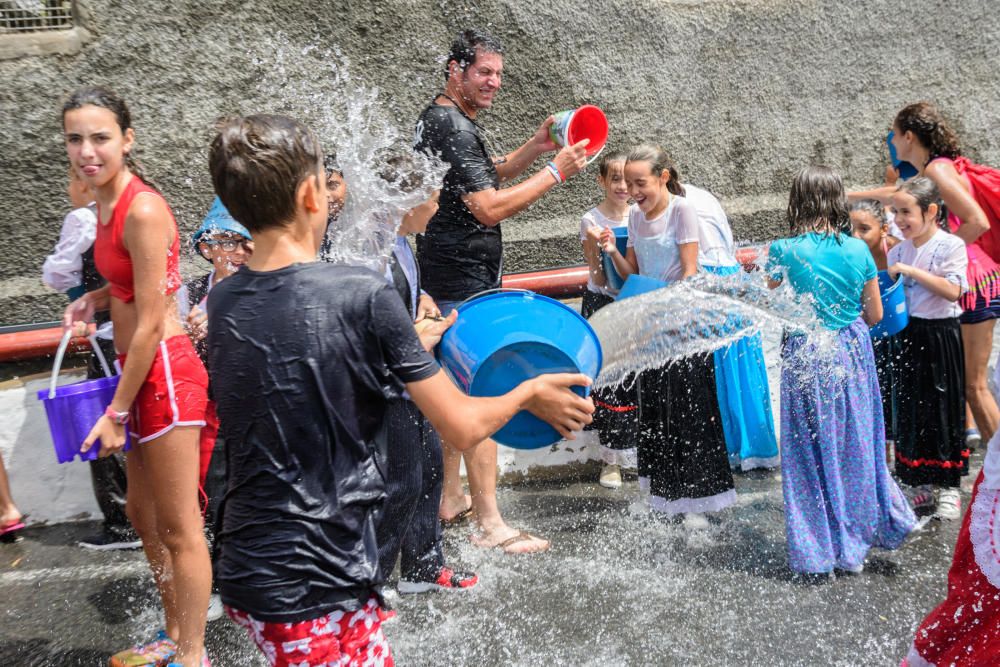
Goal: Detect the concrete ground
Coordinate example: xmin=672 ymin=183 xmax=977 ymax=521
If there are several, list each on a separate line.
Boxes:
xmin=1 ymin=450 xmax=981 ymax=667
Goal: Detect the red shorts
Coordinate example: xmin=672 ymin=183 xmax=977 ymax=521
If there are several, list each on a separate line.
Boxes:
xmin=118 ymin=335 xmax=208 ymax=444
xmin=226 ymin=598 xmax=393 ymax=666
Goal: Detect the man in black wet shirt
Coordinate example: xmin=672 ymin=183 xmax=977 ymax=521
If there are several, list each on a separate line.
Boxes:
xmin=206 ymin=113 xmax=593 ymax=665
xmin=415 ymin=28 xmax=591 ymax=553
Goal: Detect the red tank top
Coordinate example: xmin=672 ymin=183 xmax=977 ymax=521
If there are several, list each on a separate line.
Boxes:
xmin=94 ymin=175 xmax=182 ymax=303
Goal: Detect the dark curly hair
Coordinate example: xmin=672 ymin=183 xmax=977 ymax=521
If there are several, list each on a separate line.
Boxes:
xmin=894 ymin=102 xmax=961 ymax=160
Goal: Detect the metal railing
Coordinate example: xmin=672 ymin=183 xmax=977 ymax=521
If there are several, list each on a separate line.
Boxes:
xmin=0 ymin=1 xmax=74 ymax=34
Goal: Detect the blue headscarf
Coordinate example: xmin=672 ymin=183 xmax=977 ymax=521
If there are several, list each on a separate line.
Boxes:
xmin=191 ymin=197 xmax=252 ymax=255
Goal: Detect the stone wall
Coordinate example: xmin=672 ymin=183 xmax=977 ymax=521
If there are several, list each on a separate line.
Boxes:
xmin=1 ymin=0 xmax=998 ymax=324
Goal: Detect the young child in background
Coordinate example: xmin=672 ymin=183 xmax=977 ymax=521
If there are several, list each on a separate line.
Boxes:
xmin=580 ymin=151 xmax=639 ymax=489
xmin=178 ymin=198 xmax=254 ymax=621
xmin=887 ymin=177 xmax=969 ymax=520
xmin=600 ymin=145 xmax=734 ymax=526
xmin=42 ymin=167 xmax=138 ymax=551
xmin=374 ymin=156 xmax=477 ymax=595
xmin=688 ymin=181 xmax=779 ymax=472
xmin=850 ymin=199 xmax=901 ymax=453
xmin=766 ymin=165 xmax=915 ymax=577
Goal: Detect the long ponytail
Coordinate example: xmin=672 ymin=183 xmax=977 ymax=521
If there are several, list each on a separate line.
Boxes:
xmin=626 ymin=144 xmax=685 ymax=196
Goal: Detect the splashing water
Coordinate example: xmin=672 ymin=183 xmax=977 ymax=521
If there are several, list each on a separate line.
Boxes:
xmin=589 ymin=270 xmax=836 ymax=388
xmin=249 ymin=36 xmax=449 ymax=270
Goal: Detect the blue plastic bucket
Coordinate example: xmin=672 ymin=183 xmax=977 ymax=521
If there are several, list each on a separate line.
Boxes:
xmin=870 ymin=270 xmax=909 ymax=338
xmin=615 ymin=274 xmax=668 ymax=301
xmin=37 ymin=331 xmax=131 ymax=463
xmin=886 ymin=131 xmax=918 ymax=181
xmin=600 ymin=227 xmax=630 ymax=291
xmin=436 ymin=290 xmax=602 ymax=449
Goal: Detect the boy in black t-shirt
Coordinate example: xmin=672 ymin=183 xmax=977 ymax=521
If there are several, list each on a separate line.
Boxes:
xmin=207 ymin=113 xmax=594 ymax=666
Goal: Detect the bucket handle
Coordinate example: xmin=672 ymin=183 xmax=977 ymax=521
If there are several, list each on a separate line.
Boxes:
xmin=584 ymin=143 xmax=605 ymax=166
xmin=47 ymin=329 xmax=116 ymax=399
xmin=88 ymin=333 xmax=114 ymax=378
xmin=47 ymin=329 xmax=74 ymax=399
xmin=456 ymin=287 xmax=533 ymax=310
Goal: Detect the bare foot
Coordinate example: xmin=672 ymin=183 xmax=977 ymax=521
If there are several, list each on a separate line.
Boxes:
xmin=439 ymin=493 xmax=472 ymax=523
xmin=0 ymin=508 xmax=23 ymax=527
xmin=470 ymin=526 xmax=550 ymax=554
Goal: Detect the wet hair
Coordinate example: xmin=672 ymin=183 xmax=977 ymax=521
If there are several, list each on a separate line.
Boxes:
xmin=323 ymin=153 xmax=340 ymax=175
xmin=597 ymin=150 xmax=627 ymax=179
xmin=379 ymin=153 xmax=426 ymax=194
xmin=208 ymin=114 xmax=324 ymax=233
xmin=786 ymin=165 xmax=851 ymax=237
xmin=894 ymin=102 xmax=961 ymax=160
xmin=62 ymin=86 xmax=155 ymax=189
xmin=626 ymin=144 xmax=685 ymax=196
xmin=897 ymin=176 xmax=946 ymax=225
xmin=446 ymin=28 xmax=504 ymax=81
xmin=849 ymin=199 xmax=887 ymax=227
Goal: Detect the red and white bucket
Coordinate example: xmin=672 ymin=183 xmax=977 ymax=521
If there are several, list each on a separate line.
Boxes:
xmin=549 ymin=105 xmax=609 ymax=163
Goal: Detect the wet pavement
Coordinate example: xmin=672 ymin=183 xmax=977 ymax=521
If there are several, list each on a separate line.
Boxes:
xmin=1 ymin=450 xmax=981 ymax=666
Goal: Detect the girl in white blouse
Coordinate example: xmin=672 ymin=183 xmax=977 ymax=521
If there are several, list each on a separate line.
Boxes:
xmin=887 ymin=177 xmax=969 ymax=520
xmin=600 ymin=145 xmax=735 ymax=525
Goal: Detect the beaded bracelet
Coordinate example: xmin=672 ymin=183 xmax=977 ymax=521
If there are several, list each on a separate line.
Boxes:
xmin=546 ymin=161 xmax=564 ymax=184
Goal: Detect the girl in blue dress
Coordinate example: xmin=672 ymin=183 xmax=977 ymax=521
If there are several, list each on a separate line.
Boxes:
xmin=766 ymin=165 xmax=915 ymax=575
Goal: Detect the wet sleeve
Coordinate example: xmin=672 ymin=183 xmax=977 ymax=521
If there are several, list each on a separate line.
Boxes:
xmin=674 ymin=199 xmax=701 ymax=245
xmin=438 ymin=130 xmax=496 ymax=195
xmin=42 ymin=209 xmax=97 ymax=292
xmin=580 ymin=211 xmax=596 ymax=241
xmin=861 ymin=248 xmax=877 ymax=282
xmin=626 ymin=209 xmax=637 ymax=248
xmin=371 ymin=283 xmax=439 ymax=383
xmin=765 ymin=241 xmax=785 ymax=281
xmin=939 ymin=237 xmax=970 ymax=292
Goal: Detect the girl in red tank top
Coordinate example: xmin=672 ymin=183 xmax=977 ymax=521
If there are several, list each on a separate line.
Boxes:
xmin=62 ymin=86 xmax=212 ymax=667
xmin=94 ymin=175 xmax=183 ymax=303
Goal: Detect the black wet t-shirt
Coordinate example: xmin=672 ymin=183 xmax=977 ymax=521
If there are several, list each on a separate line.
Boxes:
xmin=414 ymin=103 xmax=502 ymax=301
xmin=207 ymin=262 xmax=438 ymax=622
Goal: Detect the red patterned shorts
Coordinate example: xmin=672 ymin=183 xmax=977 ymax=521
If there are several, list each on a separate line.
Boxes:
xmin=225 ymin=598 xmax=393 ymax=666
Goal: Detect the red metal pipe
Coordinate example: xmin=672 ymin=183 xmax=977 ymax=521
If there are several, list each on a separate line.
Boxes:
xmin=501 ymin=265 xmax=591 ymax=297
xmin=1 ymin=249 xmax=764 ymax=363
xmin=0 ymin=328 xmax=92 ymax=363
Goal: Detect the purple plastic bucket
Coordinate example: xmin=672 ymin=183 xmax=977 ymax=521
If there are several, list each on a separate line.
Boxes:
xmin=37 ymin=331 xmax=130 ymax=463
xmin=37 ymin=375 xmax=130 ymax=463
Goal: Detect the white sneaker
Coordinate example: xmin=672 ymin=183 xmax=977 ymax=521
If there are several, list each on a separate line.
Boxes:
xmin=935 ymin=488 xmax=961 ymax=521
xmin=207 ymin=593 xmax=224 ymax=622
xmin=599 ymin=464 xmax=623 ymax=489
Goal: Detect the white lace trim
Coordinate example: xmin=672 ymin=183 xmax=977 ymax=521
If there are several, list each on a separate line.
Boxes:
xmin=969 ymin=485 xmax=1000 ymax=590
xmin=982 ymin=440 xmax=1000 ymax=490
xmin=905 ymin=644 xmax=935 ymax=667
xmin=649 ymin=488 xmax=737 ymax=517
xmin=600 ymin=445 xmax=637 ymax=468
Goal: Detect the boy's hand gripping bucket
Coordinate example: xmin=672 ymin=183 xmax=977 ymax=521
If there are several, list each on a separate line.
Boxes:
xmin=870 ymin=270 xmax=909 ymax=338
xmin=36 ymin=330 xmax=131 ymax=463
xmin=600 ymin=227 xmax=630 ymax=291
xmin=549 ymin=105 xmax=609 ymax=163
xmin=436 ymin=289 xmax=602 ymax=449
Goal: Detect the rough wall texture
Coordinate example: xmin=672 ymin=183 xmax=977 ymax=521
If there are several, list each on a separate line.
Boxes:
xmin=1 ymin=0 xmax=998 ymax=324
